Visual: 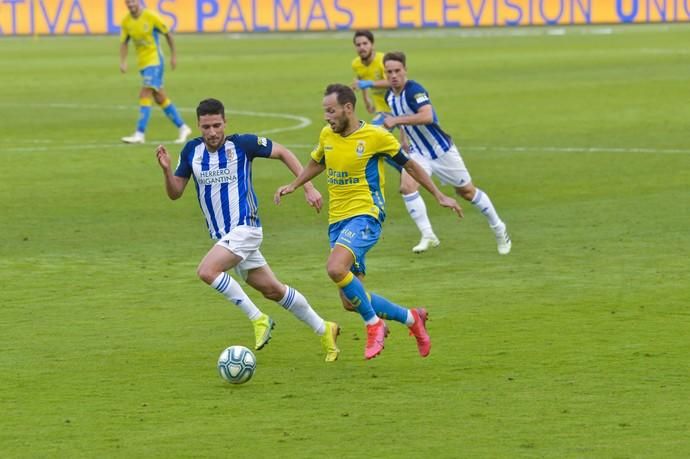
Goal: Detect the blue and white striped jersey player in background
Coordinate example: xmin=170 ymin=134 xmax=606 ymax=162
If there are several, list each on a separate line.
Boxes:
xmin=350 ymin=30 xmax=439 ymax=254
xmin=382 ymin=52 xmax=512 ymax=255
xmin=155 ymin=98 xmax=340 ymax=362
xmin=119 ymin=0 xmax=191 ymax=145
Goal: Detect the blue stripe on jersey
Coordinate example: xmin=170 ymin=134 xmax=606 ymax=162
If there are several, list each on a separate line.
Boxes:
xmin=408 ymin=124 xmax=438 ymax=159
xmin=236 ymin=149 xmax=249 ymax=226
xmin=387 ymin=83 xmax=452 ymax=159
xmin=218 ymin=145 xmax=232 ymax=234
xmin=390 ymin=95 xmax=435 ymax=158
xmin=201 ymin=148 xmax=221 ymax=239
xmin=247 ymin=170 xmax=261 ymax=226
xmin=427 ymin=122 xmax=452 ymax=151
xmin=366 ymin=156 xmax=386 ymax=222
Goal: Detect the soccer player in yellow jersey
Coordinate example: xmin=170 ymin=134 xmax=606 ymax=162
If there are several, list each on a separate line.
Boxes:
xmin=351 ymin=30 xmax=440 ymax=254
xmin=119 ymin=0 xmax=191 ymax=145
xmin=275 ymin=84 xmax=463 ymax=360
xmin=351 ymin=30 xmax=389 ymax=123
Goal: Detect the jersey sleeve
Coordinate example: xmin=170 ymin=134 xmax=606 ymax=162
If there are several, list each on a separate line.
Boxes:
xmin=119 ymin=18 xmax=130 ymax=43
xmin=310 ymin=128 xmax=328 ymax=164
xmin=174 ymin=143 xmax=195 ymax=178
xmin=233 ymin=134 xmax=273 ymax=160
xmin=148 ymin=10 xmax=170 ymax=34
xmin=404 ymin=81 xmax=432 ymax=113
xmin=377 ymin=129 xmax=405 ymax=164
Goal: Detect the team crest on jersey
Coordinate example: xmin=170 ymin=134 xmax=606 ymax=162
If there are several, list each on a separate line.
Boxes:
xmin=356 ymin=140 xmax=365 ymax=156
xmin=414 ymin=93 xmax=429 ymax=104
xmin=257 ymin=137 xmax=268 ymax=147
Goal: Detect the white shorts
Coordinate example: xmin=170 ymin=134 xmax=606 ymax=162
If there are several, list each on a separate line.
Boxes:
xmin=410 ymin=144 xmax=472 ymax=188
xmin=215 ymin=225 xmax=267 ymax=280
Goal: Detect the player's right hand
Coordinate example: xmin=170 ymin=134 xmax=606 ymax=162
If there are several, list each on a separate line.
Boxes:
xmin=438 ymin=195 xmax=464 ymax=219
xmin=119 ymin=62 xmax=127 ymax=73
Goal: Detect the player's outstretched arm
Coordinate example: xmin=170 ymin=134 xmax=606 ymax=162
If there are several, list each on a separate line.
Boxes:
xmin=164 ymin=33 xmax=177 ymax=70
xmin=156 ymin=144 xmax=188 ymax=200
xmin=119 ymin=42 xmax=128 ymax=73
xmin=403 ymin=159 xmax=463 ymax=218
xmin=274 ymin=159 xmax=325 ymax=206
xmin=270 ymin=142 xmax=322 ymax=213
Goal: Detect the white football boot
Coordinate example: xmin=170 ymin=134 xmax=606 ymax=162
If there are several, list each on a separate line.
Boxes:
xmin=412 ymin=234 xmax=440 ymax=254
xmin=492 ymin=222 xmax=512 ymax=255
xmin=174 ymin=125 xmax=192 ymax=144
xmin=121 ymin=131 xmax=145 ymax=144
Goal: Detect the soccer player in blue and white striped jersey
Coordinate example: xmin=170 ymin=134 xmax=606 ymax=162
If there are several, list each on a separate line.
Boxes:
xmin=382 ymin=52 xmax=512 ymax=255
xmin=155 ymin=98 xmax=340 ymax=362
xmin=350 ymin=30 xmax=439 ymax=254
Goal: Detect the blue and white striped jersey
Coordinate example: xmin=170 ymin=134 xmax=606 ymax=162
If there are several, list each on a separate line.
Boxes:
xmin=174 ymin=134 xmax=273 ymax=240
xmin=385 ymin=80 xmax=453 ymax=159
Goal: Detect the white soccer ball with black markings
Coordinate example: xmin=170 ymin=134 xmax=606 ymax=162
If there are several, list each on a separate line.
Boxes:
xmin=217 ymin=345 xmax=256 ymax=384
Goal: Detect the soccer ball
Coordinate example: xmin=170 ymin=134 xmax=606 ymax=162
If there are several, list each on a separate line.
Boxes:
xmin=217 ymin=345 xmax=256 ymax=384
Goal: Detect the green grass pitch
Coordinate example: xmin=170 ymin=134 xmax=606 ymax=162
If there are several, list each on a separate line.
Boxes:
xmin=1 ymin=24 xmax=689 ymax=457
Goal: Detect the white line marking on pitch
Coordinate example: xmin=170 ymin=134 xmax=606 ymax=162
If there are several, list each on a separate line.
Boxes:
xmin=0 ymin=102 xmax=312 ymax=136
xmin=3 ymin=142 xmax=689 ymax=155
xmin=1 ymin=103 xmax=688 ymax=155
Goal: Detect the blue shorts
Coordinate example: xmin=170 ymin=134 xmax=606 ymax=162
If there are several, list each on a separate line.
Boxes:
xmin=328 ymin=215 xmax=382 ymax=276
xmin=140 ymin=64 xmax=164 ymax=90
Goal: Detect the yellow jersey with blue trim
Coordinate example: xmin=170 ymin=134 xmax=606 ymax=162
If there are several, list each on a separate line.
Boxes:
xmin=311 ymin=121 xmax=405 ymax=224
xmin=120 ymin=9 xmax=170 ymax=70
xmin=351 ymin=52 xmax=391 ymax=113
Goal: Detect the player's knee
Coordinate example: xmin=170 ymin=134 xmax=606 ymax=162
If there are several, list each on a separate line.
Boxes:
xmin=260 ymin=284 xmax=284 ymax=302
xmin=456 ymin=185 xmax=476 ymax=201
xmin=326 ymin=262 xmax=348 ymax=282
xmin=399 ymin=174 xmax=419 ymax=195
xmin=196 ymin=264 xmax=217 ymax=285
xmin=399 ymin=182 xmax=417 ymax=195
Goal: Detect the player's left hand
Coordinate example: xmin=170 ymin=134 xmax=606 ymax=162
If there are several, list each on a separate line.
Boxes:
xmin=438 ymin=195 xmax=464 ymax=219
xmin=170 ymin=55 xmax=177 ymax=70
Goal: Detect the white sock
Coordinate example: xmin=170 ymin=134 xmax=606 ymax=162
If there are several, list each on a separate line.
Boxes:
xmin=471 ymin=188 xmax=502 ymax=229
xmin=405 ymin=310 xmax=415 ymax=326
xmin=403 ymin=192 xmax=435 ymax=238
xmin=211 ymin=273 xmax=262 ymax=320
xmin=278 ymin=285 xmax=326 ymax=335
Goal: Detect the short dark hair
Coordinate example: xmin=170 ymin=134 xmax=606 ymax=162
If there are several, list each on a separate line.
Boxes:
xmin=383 ymin=51 xmax=406 ymax=67
xmin=324 ymin=84 xmax=356 ymax=108
xmin=353 ymin=30 xmax=374 ymax=44
xmin=196 ymin=98 xmax=225 ymax=119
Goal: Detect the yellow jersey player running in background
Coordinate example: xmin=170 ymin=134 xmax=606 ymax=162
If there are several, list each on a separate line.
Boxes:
xmin=119 ymin=0 xmax=191 ymax=144
xmin=275 ymin=84 xmax=463 ymax=360
xmin=351 ymin=30 xmax=440 ymax=254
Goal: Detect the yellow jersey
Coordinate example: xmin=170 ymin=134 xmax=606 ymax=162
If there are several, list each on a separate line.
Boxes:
xmin=351 ymin=52 xmax=391 ymax=113
xmin=311 ymin=122 xmax=404 ymax=224
xmin=120 ymin=9 xmax=170 ymax=70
